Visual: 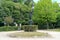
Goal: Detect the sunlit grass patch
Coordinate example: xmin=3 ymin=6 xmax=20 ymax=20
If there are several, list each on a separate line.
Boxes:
xmin=47 ymin=28 xmax=60 ymax=32
xmin=9 ymin=32 xmax=51 ymax=38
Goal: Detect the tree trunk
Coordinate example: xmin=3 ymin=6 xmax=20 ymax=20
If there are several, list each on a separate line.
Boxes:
xmin=18 ymin=23 xmax=20 ymax=31
xmin=46 ymin=22 xmax=49 ymax=30
xmin=4 ymin=22 xmax=6 ymax=26
xmin=51 ymin=24 xmax=54 ymax=29
xmin=7 ymin=23 xmax=9 ymax=27
xmin=15 ymin=24 xmax=18 ymax=27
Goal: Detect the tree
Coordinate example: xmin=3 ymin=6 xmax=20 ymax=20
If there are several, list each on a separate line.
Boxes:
xmin=55 ymin=3 xmax=60 ymax=28
xmin=0 ymin=0 xmax=33 ymax=26
xmin=51 ymin=2 xmax=59 ymax=28
xmin=33 ymin=0 xmax=57 ymax=29
xmin=4 ymin=16 xmax=14 ymax=26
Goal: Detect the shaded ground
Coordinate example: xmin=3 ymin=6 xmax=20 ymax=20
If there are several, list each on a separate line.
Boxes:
xmin=0 ymin=30 xmax=60 ymax=40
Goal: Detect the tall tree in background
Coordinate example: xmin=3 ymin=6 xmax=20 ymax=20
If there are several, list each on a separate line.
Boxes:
xmin=1 ymin=0 xmax=32 ymax=25
xmin=33 ymin=0 xmax=57 ymax=29
xmin=54 ymin=2 xmax=60 ymax=28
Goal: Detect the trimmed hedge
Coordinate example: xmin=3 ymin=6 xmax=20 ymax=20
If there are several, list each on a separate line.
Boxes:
xmin=0 ymin=25 xmax=38 ymax=31
xmin=0 ymin=26 xmax=18 ymax=31
xmin=22 ymin=25 xmax=38 ymax=32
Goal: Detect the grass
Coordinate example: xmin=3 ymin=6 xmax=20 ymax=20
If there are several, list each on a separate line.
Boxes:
xmin=47 ymin=28 xmax=60 ymax=32
xmin=9 ymin=32 xmax=50 ymax=38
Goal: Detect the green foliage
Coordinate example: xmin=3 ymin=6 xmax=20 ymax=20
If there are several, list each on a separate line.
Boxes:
xmin=0 ymin=0 xmax=60 ymax=29
xmin=0 ymin=0 xmax=31 ymax=25
xmin=22 ymin=25 xmax=38 ymax=32
xmin=33 ymin=0 xmax=57 ymax=29
xmin=56 ymin=12 xmax=60 ymax=27
xmin=0 ymin=26 xmax=18 ymax=31
xmin=4 ymin=16 xmax=14 ymax=25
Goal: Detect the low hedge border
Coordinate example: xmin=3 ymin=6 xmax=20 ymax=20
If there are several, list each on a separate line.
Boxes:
xmin=0 ymin=26 xmax=18 ymax=31
xmin=22 ymin=25 xmax=38 ymax=32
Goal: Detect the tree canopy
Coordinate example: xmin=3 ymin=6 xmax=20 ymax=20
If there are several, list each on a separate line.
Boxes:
xmin=33 ymin=0 xmax=58 ymax=29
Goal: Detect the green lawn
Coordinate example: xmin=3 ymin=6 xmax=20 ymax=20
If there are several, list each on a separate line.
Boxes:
xmin=9 ymin=32 xmax=51 ymax=38
xmin=47 ymin=28 xmax=60 ymax=32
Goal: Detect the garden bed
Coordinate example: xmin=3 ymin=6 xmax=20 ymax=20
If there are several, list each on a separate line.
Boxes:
xmin=9 ymin=32 xmax=51 ymax=38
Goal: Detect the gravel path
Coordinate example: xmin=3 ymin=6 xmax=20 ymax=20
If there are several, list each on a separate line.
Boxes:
xmin=0 ymin=30 xmax=60 ymax=40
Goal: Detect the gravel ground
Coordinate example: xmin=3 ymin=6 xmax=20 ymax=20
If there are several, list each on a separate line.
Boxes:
xmin=0 ymin=30 xmax=60 ymax=40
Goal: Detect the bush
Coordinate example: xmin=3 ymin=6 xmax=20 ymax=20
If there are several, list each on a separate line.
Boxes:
xmin=0 ymin=26 xmax=18 ymax=31
xmin=22 ymin=25 xmax=38 ymax=32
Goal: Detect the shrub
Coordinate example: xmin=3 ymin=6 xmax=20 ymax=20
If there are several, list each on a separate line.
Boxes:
xmin=22 ymin=25 xmax=38 ymax=32
xmin=0 ymin=26 xmax=18 ymax=31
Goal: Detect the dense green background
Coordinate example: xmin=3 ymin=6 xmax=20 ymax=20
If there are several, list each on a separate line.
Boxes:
xmin=0 ymin=0 xmax=60 ymax=29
